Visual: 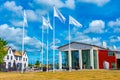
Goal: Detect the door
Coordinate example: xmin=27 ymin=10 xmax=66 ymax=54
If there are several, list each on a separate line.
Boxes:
xmin=117 ymin=59 xmax=120 ymax=69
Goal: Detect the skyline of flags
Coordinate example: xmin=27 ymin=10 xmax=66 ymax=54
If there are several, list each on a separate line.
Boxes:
xmin=23 ymin=6 xmax=117 ymax=67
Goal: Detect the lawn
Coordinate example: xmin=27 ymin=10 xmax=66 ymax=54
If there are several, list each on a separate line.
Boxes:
xmin=0 ymin=70 xmax=120 ymax=80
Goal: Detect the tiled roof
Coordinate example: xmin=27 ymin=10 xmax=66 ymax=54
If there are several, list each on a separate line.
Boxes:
xmin=13 ymin=51 xmax=22 ymax=56
xmin=13 ymin=50 xmax=25 ymax=57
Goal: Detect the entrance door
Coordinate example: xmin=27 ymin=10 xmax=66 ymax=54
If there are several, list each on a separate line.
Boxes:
xmin=117 ymin=59 xmax=120 ymax=69
xmin=8 ymin=62 xmax=11 ymax=71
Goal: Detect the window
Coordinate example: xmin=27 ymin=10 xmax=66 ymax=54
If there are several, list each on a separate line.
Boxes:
xmin=11 ymin=56 xmax=13 ymax=60
xmin=19 ymin=57 xmax=21 ymax=61
xmin=26 ymin=58 xmax=27 ymax=61
xmin=16 ymin=57 xmax=18 ymax=60
xmin=7 ymin=56 xmax=9 ymax=60
xmin=24 ymin=63 xmax=26 ymax=67
xmin=9 ymin=50 xmax=11 ymax=54
xmin=108 ymin=51 xmax=115 ymax=56
xmin=23 ymin=58 xmax=25 ymax=61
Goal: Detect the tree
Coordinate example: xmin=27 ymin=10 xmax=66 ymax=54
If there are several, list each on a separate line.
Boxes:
xmin=0 ymin=38 xmax=7 ymax=64
xmin=35 ymin=60 xmax=40 ymax=65
xmin=34 ymin=60 xmax=41 ymax=68
xmin=28 ymin=63 xmax=33 ymax=67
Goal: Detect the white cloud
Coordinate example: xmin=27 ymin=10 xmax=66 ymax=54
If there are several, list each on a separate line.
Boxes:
xmin=11 ymin=20 xmax=23 ymax=27
xmin=0 ymin=24 xmax=42 ymax=51
xmin=24 ymin=36 xmax=42 ymax=49
xmin=108 ymin=18 xmax=120 ymax=27
xmin=4 ymin=1 xmax=23 ymax=14
xmin=50 ymin=39 xmax=61 ymax=46
xmin=35 ymin=0 xmax=75 ymax=9
xmin=73 ymin=32 xmax=101 ymax=45
xmin=0 ymin=24 xmax=22 ymax=44
xmin=110 ymin=36 xmax=120 ymax=43
xmin=26 ymin=10 xmax=38 ymax=21
xmin=79 ymin=0 xmax=110 ymax=6
xmin=7 ymin=43 xmax=18 ymax=50
xmin=63 ymin=27 xmax=101 ymax=46
xmin=36 ymin=9 xmax=48 ymax=16
xmin=50 ymin=45 xmax=59 ymax=50
xmin=3 ymin=1 xmax=41 ymax=23
xmin=84 ymin=20 xmax=105 ymax=33
xmin=49 ymin=38 xmax=61 ymax=50
xmin=65 ymin=0 xmax=75 ymax=9
xmin=108 ymin=18 xmax=120 ymax=33
xmin=35 ymin=0 xmax=64 ymax=8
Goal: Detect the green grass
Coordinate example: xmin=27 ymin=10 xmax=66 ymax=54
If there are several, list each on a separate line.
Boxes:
xmin=0 ymin=70 xmax=120 ymax=80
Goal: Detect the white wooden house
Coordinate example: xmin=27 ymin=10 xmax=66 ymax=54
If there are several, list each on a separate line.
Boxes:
xmin=3 ymin=47 xmax=28 ymax=71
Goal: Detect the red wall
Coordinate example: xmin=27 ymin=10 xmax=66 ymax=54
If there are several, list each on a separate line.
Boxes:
xmin=98 ymin=50 xmax=117 ymax=69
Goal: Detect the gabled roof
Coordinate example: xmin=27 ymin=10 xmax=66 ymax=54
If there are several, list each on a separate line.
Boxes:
xmin=12 ymin=50 xmax=25 ymax=57
xmin=58 ymin=42 xmax=106 ymax=50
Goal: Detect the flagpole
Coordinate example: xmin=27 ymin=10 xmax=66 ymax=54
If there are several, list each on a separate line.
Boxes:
xmin=53 ymin=6 xmax=66 ymax=72
xmin=53 ymin=11 xmax=55 ymax=72
xmin=21 ymin=16 xmax=25 ymax=73
xmin=41 ymin=25 xmax=44 ymax=72
xmin=46 ymin=27 xmax=49 ymax=72
xmin=68 ymin=16 xmax=71 ymax=72
xmin=46 ymin=14 xmax=49 ymax=72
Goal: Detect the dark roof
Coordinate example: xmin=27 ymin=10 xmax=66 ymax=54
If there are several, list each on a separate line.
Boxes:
xmin=58 ymin=42 xmax=106 ymax=49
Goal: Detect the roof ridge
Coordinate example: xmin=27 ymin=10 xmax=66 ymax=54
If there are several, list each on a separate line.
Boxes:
xmin=58 ymin=41 xmax=107 ymax=49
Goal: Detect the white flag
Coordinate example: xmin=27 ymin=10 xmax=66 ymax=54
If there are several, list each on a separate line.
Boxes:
xmin=23 ymin=10 xmax=28 ymax=26
xmin=54 ymin=6 xmax=66 ymax=23
xmin=42 ymin=16 xmax=53 ymax=30
xmin=69 ymin=15 xmax=82 ymax=27
xmin=113 ymin=45 xmax=117 ymax=50
xmin=47 ymin=15 xmax=53 ymax=30
xmin=102 ymin=41 xmax=107 ymax=48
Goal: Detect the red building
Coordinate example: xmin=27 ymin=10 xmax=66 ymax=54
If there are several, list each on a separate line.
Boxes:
xmin=98 ymin=50 xmax=117 ymax=69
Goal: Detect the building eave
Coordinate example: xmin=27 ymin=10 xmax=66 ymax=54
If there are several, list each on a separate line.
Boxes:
xmin=58 ymin=42 xmax=107 ymax=50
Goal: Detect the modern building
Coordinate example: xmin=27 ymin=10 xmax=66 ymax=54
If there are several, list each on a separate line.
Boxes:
xmin=3 ymin=47 xmax=28 ymax=71
xmin=58 ymin=42 xmax=117 ymax=70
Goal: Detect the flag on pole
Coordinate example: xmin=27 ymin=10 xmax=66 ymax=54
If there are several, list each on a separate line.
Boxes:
xmin=42 ymin=16 xmax=53 ymax=30
xmin=69 ymin=15 xmax=82 ymax=27
xmin=47 ymin=15 xmax=53 ymax=30
xmin=102 ymin=41 xmax=107 ymax=48
xmin=54 ymin=6 xmax=66 ymax=23
xmin=113 ymin=45 xmax=117 ymax=50
xmin=23 ymin=10 xmax=28 ymax=26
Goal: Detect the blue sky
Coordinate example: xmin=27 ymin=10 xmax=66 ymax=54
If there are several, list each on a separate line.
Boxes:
xmin=0 ymin=0 xmax=120 ymax=64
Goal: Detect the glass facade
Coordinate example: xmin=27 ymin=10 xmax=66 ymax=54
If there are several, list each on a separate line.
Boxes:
xmin=93 ymin=50 xmax=97 ymax=69
xmin=82 ymin=50 xmax=90 ymax=69
xmin=61 ymin=49 xmax=98 ymax=69
xmin=71 ymin=50 xmax=79 ymax=69
xmin=62 ymin=51 xmax=69 ymax=69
